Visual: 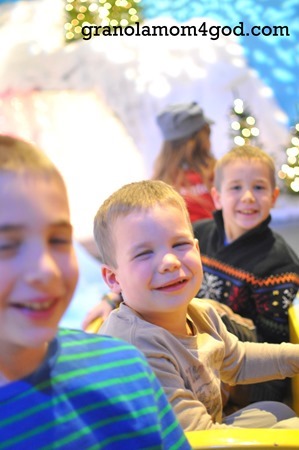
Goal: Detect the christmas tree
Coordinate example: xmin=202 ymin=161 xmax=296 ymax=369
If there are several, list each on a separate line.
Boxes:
xmin=229 ymin=98 xmax=260 ymax=147
xmin=65 ymin=0 xmax=143 ymax=42
xmin=278 ymin=123 xmax=299 ymax=194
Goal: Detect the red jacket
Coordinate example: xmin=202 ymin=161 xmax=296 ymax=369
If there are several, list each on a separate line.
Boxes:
xmin=179 ymin=170 xmax=215 ymax=222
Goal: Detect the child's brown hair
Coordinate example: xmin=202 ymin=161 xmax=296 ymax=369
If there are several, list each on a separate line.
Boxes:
xmin=152 ymin=125 xmax=216 ymax=191
xmin=0 ymin=135 xmax=64 ymax=184
xmin=94 ymin=179 xmax=193 ymax=268
xmin=214 ymin=145 xmax=277 ymax=190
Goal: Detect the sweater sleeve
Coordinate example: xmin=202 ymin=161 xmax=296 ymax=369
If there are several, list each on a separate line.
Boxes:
xmin=191 ymin=300 xmax=299 ymax=385
xmin=207 ymin=303 xmax=299 ymax=384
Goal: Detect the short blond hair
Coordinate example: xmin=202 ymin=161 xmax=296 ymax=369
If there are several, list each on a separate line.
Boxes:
xmin=94 ymin=180 xmax=193 ymax=268
xmin=0 ymin=135 xmax=64 ymax=184
xmin=214 ymin=145 xmax=276 ymax=190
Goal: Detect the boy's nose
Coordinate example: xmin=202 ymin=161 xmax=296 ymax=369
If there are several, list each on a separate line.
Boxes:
xmin=159 ymin=252 xmax=181 ymax=273
xmin=24 ymin=249 xmax=59 ymax=285
xmin=241 ymin=189 xmax=255 ymax=202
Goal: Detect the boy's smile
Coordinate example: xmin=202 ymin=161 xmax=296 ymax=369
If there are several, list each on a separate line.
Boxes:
xmin=212 ymin=160 xmax=279 ymax=242
xmin=102 ymin=204 xmax=202 ymax=333
xmin=0 ymin=173 xmax=78 ymax=360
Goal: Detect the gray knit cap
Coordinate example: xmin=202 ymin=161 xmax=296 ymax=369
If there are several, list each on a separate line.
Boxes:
xmin=156 ymin=102 xmax=214 ymax=141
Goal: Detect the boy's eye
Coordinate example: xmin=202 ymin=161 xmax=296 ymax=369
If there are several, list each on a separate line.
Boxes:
xmin=173 ymin=241 xmax=192 ymax=249
xmin=134 ymin=250 xmax=153 ymax=259
xmin=230 ymin=185 xmax=241 ymax=191
xmin=0 ymin=240 xmax=20 ymax=256
xmin=49 ymin=235 xmax=72 ymax=246
xmin=254 ymin=185 xmax=265 ymax=190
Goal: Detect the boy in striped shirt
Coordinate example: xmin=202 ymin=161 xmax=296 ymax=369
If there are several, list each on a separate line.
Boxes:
xmin=0 ymin=135 xmax=190 ymax=450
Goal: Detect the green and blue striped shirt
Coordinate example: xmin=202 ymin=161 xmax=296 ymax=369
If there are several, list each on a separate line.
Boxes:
xmin=0 ymin=329 xmax=190 ymax=450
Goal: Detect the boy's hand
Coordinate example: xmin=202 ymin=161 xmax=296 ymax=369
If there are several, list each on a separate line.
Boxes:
xmin=82 ymin=292 xmax=121 ymax=331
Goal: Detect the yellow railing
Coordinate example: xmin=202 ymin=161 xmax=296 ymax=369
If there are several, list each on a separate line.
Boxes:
xmin=85 ymin=316 xmax=104 ymax=334
xmin=185 ymin=429 xmax=299 ymax=449
xmin=288 ymin=298 xmax=299 ymax=415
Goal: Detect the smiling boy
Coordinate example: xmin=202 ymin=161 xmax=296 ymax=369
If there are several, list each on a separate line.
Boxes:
xmin=0 ymin=135 xmax=190 ymax=450
xmin=95 ymin=179 xmax=299 ymax=430
xmin=194 ymin=145 xmax=299 ymax=404
xmin=0 ymin=137 xmax=78 ymax=384
xmin=212 ymin=146 xmax=279 ymax=242
xmin=195 ymin=145 xmax=298 ymax=343
xmin=100 ymin=197 xmax=201 ymax=335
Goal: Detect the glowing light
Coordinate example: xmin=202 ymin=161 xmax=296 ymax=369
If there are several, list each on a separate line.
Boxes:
xmin=65 ymin=0 xmax=143 ymax=42
xmin=259 ymin=86 xmax=273 ymax=98
xmin=246 ymin=116 xmax=255 ymax=125
xmin=233 ymin=98 xmax=244 ymax=114
xmin=286 ymin=147 xmax=299 ymax=157
xmin=66 ymin=31 xmax=74 ymax=40
xmin=99 ymin=7 xmax=109 ymax=18
xmin=89 ymin=3 xmax=98 ymax=12
xmin=251 ymin=127 xmax=259 ymax=136
xmin=241 ymin=128 xmax=251 ymax=138
xmin=278 ymin=170 xmax=286 ymax=180
xmin=231 ymin=121 xmax=240 ymax=130
xmin=234 ymin=98 xmax=243 ymax=107
xmin=290 ymin=179 xmax=299 ymax=192
xmin=231 ymin=58 xmax=245 ymax=68
xmin=234 ymin=136 xmax=245 ymax=146
xmin=288 ymin=156 xmax=297 ymax=165
xmin=291 ymin=136 xmax=299 ymax=146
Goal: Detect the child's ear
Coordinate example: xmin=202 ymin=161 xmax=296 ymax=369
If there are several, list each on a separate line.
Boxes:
xmin=194 ymin=238 xmax=200 ymax=253
xmin=272 ymin=186 xmax=280 ymax=206
xmin=211 ymin=186 xmax=222 ymax=210
xmin=101 ymin=265 xmax=122 ymax=294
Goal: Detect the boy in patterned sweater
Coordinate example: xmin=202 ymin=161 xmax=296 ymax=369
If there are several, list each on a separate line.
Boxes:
xmin=0 ymin=135 xmax=190 ymax=450
xmin=193 ymin=144 xmax=299 ymax=404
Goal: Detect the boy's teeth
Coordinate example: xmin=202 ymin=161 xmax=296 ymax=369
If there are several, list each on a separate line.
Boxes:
xmin=23 ymin=301 xmax=53 ymax=311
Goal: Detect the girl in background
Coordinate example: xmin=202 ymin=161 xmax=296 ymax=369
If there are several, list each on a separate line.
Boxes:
xmin=153 ymin=101 xmax=216 ymax=221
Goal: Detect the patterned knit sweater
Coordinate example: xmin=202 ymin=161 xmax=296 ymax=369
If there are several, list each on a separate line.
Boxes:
xmin=0 ymin=329 xmax=190 ymax=450
xmin=193 ymin=211 xmax=299 ymax=343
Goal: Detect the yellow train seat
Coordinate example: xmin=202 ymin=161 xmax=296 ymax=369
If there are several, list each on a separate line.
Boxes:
xmin=185 ymin=429 xmax=299 ymax=449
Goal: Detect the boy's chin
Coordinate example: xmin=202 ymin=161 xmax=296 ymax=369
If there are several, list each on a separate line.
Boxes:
xmin=24 ymin=326 xmax=57 ymax=349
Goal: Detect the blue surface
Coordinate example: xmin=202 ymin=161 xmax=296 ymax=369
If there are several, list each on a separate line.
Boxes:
xmin=60 ymin=242 xmax=105 ymax=330
xmin=141 ymin=0 xmax=299 ymax=125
